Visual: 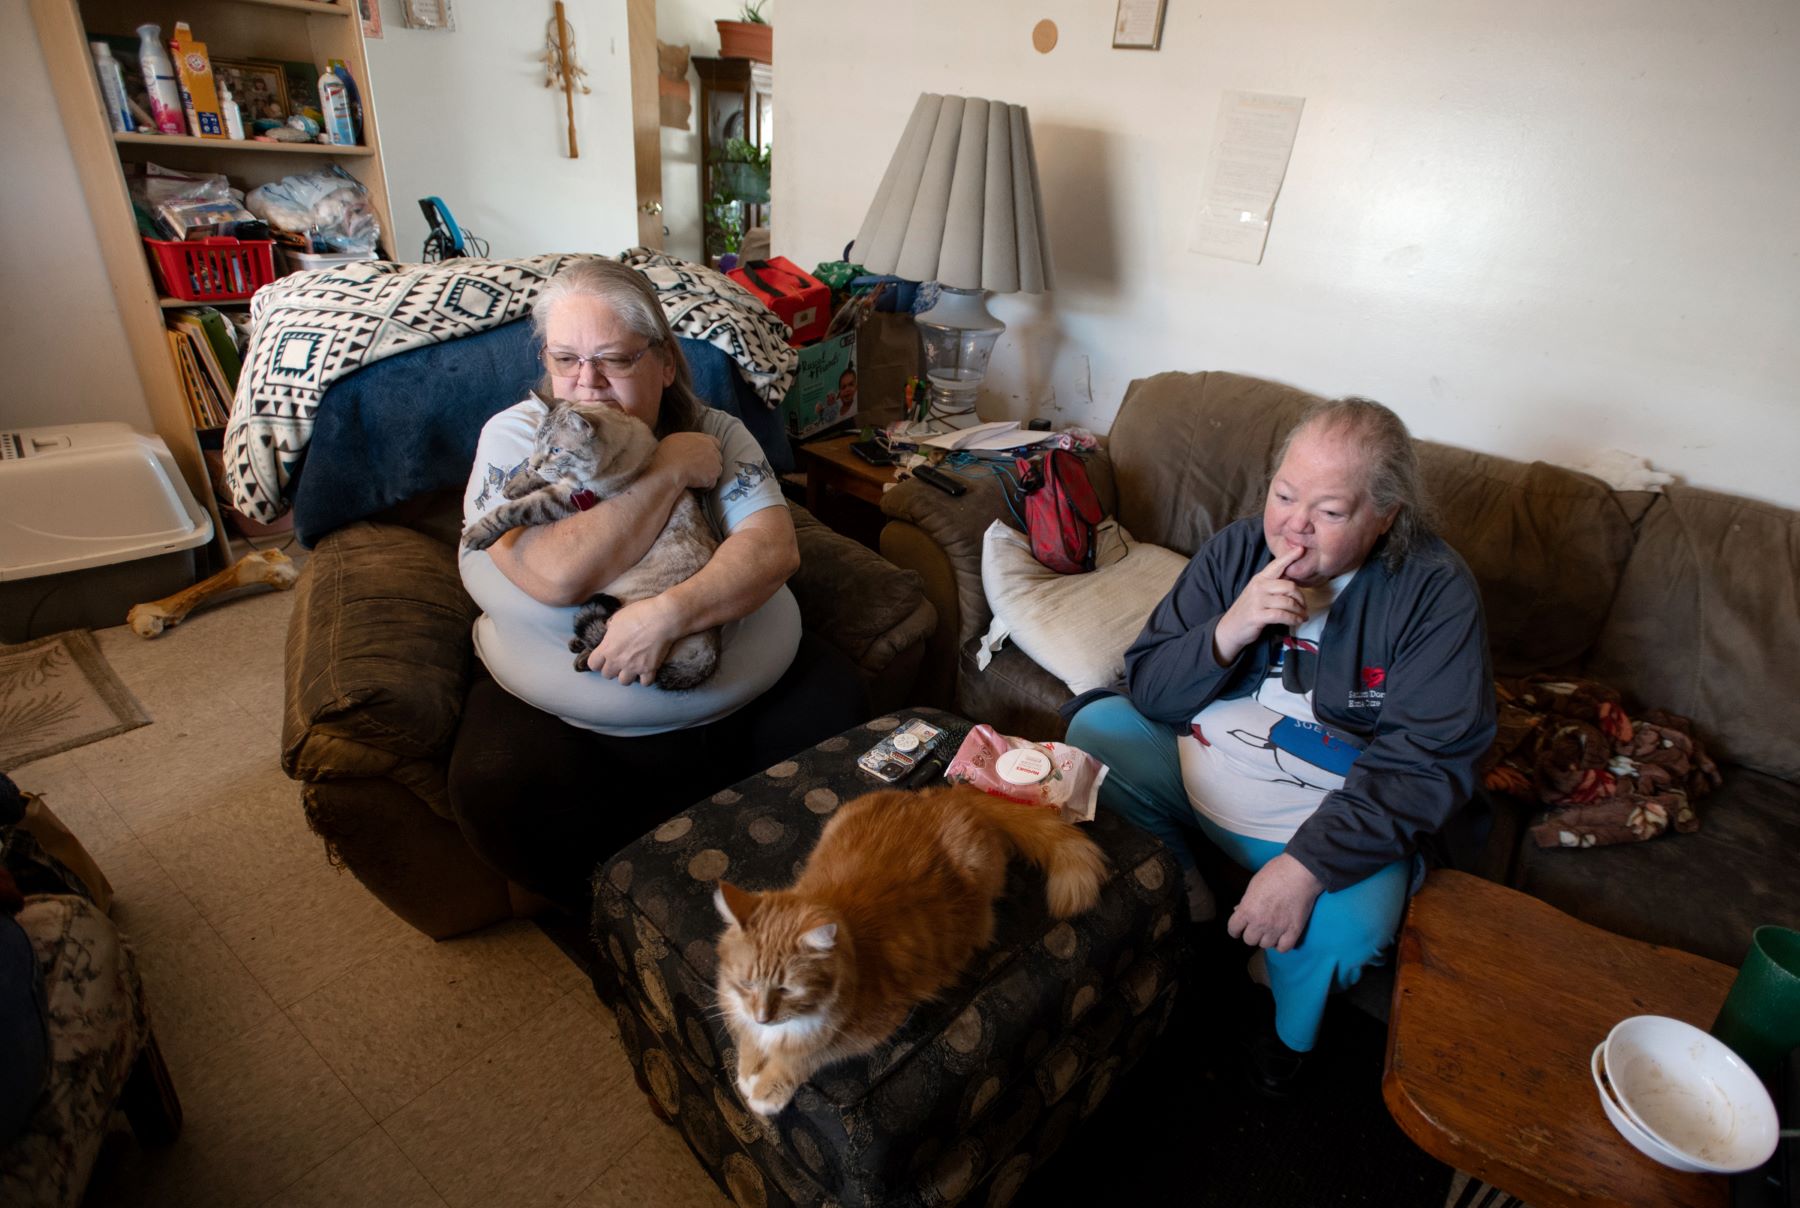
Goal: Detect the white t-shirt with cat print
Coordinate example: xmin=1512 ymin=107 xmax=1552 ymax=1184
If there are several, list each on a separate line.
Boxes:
xmin=460 ymin=397 xmax=800 ymax=736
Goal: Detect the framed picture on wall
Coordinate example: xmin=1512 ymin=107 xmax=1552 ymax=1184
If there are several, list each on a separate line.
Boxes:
xmin=1112 ymin=0 xmax=1168 ymax=50
xmin=212 ymin=59 xmax=289 ymax=124
xmin=359 ymin=0 xmax=383 ymax=39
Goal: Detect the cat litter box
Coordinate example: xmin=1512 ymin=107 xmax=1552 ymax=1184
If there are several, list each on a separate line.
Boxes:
xmin=0 ymin=423 xmax=214 ymax=641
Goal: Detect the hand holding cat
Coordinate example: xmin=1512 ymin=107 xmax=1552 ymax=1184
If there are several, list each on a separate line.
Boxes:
xmin=1227 ymin=852 xmax=1323 ymax=952
xmin=653 ymin=431 xmax=724 ymax=491
xmin=587 ymin=593 xmax=683 ymax=685
xmin=1212 ymin=541 xmax=1307 ymax=665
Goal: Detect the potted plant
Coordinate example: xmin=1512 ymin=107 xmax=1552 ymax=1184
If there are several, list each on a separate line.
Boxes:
xmin=712 ymin=137 xmax=770 ymax=206
xmin=706 ymin=138 xmax=770 ymax=261
xmin=715 ymin=0 xmax=771 ymax=63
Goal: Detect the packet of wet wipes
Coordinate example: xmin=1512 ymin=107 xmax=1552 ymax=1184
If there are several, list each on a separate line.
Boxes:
xmin=944 ymin=724 xmax=1108 ymax=824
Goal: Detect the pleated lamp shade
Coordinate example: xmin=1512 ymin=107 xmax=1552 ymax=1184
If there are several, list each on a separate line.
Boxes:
xmin=851 ymin=93 xmax=1055 ymax=294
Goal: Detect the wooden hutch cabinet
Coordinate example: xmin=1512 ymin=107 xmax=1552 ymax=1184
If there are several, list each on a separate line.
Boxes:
xmin=692 ymin=55 xmax=772 ymax=262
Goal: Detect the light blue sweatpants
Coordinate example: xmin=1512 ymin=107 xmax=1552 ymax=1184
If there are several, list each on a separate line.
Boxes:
xmin=1065 ymin=695 xmax=1411 ymax=1052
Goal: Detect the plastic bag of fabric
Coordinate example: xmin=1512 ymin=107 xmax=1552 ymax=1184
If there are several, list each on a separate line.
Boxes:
xmin=245 ymin=165 xmax=381 ymax=253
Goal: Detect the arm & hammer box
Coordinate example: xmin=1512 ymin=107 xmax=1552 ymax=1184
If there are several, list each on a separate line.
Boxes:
xmin=171 ymin=22 xmax=226 ymax=138
xmin=779 ymin=329 xmax=859 ymax=440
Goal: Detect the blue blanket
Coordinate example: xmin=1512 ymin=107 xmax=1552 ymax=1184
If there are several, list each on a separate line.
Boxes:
xmin=289 ymin=321 xmax=793 ymax=547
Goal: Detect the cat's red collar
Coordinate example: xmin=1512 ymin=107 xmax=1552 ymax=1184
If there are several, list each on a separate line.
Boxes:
xmin=571 ymin=489 xmax=599 ymax=511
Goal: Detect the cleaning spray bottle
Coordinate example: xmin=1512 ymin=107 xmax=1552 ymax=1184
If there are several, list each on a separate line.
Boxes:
xmin=89 ymin=42 xmax=135 ymax=133
xmin=136 ymin=24 xmax=185 ymax=135
xmin=317 ymin=71 xmax=356 ymax=146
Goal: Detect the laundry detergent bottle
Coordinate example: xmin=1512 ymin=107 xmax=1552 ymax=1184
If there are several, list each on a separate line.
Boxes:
xmin=136 ymin=24 xmax=185 ymax=135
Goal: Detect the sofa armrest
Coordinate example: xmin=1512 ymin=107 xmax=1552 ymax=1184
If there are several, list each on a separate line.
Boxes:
xmin=786 ymin=501 xmax=936 ymax=682
xmin=282 ymin=521 xmax=479 ymax=811
xmin=878 ymin=448 xmax=1117 ymax=654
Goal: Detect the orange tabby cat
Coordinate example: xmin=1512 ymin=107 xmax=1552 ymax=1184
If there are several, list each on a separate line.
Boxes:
xmin=712 ymin=783 xmax=1108 ymax=1116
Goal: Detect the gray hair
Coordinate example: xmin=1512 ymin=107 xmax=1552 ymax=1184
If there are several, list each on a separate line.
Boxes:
xmin=531 ymin=259 xmax=701 ymax=436
xmin=1273 ymin=396 xmax=1438 ymax=571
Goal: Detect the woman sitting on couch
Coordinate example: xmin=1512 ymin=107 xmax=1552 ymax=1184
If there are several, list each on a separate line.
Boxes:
xmin=1065 ymin=398 xmax=1495 ymax=1094
xmin=450 ymin=260 xmax=867 ymax=909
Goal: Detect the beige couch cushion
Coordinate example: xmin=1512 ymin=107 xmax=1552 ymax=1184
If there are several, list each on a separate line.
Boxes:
xmin=977 ymin=520 xmax=1188 ymax=695
xmin=1422 ymin=449 xmax=1634 ymax=676
xmin=1108 ymin=370 xmax=1319 ymax=555
xmin=1588 ymin=486 xmax=1800 ymax=779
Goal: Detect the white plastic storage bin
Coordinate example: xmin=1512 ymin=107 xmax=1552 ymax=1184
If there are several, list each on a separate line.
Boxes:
xmin=0 ymin=424 xmax=214 ymax=641
xmin=277 ymin=247 xmax=378 ymax=274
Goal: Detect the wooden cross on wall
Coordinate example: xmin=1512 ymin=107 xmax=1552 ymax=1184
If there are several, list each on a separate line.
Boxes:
xmin=542 ymin=1 xmax=591 ymax=157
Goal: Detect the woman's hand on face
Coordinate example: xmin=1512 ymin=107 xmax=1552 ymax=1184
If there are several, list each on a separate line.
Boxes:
xmin=1212 ymin=541 xmax=1307 ymax=665
xmin=587 ymin=594 xmax=685 ymax=686
xmin=653 ymin=432 xmax=723 ymax=491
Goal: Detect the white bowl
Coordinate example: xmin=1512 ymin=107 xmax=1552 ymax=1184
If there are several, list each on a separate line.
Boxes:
xmin=1592 ymin=1043 xmax=1707 ymax=1172
xmin=1601 ymin=1015 xmax=1780 ymax=1174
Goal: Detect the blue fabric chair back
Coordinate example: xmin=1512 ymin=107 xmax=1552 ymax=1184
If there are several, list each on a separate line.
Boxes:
xmin=289 ymin=320 xmax=793 ymax=546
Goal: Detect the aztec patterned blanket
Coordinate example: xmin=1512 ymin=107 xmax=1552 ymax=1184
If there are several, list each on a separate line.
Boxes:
xmin=223 ymin=250 xmax=797 ymax=523
xmin=1478 ymin=675 xmax=1721 ymax=849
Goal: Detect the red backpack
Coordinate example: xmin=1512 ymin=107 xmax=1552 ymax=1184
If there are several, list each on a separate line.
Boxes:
xmin=1015 ymin=450 xmax=1104 ymax=574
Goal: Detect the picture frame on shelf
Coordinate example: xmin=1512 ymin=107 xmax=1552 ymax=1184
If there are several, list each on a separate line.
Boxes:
xmin=278 ymin=61 xmax=324 ymax=124
xmin=212 ymin=59 xmax=289 ymax=124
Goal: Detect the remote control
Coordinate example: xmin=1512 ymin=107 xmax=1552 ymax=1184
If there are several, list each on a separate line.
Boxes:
xmin=912 ymin=465 xmax=968 ymax=496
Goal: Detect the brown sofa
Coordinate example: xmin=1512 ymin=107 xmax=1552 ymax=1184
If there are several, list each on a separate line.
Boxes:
xmin=281 ymin=495 xmax=936 ymax=940
xmin=878 ymin=370 xmax=1799 ymax=966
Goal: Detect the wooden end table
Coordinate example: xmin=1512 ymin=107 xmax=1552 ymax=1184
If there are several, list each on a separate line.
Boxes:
xmin=796 ymin=433 xmax=899 ymax=514
xmin=795 ymin=434 xmax=904 ymax=548
xmin=1384 ymin=871 xmax=1737 ymax=1208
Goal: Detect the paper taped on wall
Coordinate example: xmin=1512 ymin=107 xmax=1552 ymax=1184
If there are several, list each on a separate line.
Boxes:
xmin=1188 ymin=91 xmax=1305 ymax=265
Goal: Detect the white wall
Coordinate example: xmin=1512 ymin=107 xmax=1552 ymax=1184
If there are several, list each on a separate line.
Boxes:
xmin=775 ymin=0 xmax=1800 ymax=507
xmin=0 ymin=7 xmax=152 ymax=432
xmin=363 ymin=0 xmax=640 ymax=262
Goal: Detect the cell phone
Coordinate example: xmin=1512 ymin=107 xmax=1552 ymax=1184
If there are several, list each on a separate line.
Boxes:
xmin=849 ymin=439 xmax=897 ymax=466
xmin=912 ymin=465 xmax=968 ymax=496
xmin=857 ymin=718 xmax=948 ymax=782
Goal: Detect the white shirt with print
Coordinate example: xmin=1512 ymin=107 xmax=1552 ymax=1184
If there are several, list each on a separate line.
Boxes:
xmin=460 ymin=398 xmax=800 ymax=736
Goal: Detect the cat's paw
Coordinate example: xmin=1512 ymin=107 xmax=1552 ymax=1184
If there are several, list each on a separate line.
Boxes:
xmin=736 ymin=1069 xmax=796 ymax=1117
xmin=459 ymin=522 xmax=498 ymax=551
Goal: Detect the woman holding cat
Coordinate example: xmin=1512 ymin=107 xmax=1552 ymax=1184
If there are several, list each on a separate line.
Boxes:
xmin=449 ymin=259 xmax=867 ymax=910
xmin=1064 ymin=397 xmax=1495 ymax=1095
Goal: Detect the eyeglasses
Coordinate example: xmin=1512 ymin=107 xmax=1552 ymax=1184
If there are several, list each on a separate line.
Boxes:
xmin=543 ymin=344 xmax=656 ymax=379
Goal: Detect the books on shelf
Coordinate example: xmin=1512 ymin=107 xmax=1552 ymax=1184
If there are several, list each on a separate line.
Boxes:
xmin=164 ymin=306 xmax=241 ymax=429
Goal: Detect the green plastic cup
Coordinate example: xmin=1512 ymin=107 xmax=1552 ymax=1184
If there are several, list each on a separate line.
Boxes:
xmin=1710 ymin=925 xmax=1800 ymax=1077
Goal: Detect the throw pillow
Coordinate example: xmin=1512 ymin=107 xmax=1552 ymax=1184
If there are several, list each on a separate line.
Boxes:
xmin=976 ymin=519 xmax=1188 ymax=696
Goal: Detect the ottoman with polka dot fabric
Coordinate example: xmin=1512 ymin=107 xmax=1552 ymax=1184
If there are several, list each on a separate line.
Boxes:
xmin=591 ymin=708 xmax=1189 ymax=1208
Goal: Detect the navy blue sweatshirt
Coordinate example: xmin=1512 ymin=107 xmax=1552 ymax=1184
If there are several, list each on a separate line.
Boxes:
xmin=1122 ymin=518 xmax=1495 ymax=892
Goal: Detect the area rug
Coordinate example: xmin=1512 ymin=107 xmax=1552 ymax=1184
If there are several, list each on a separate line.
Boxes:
xmin=0 ymin=631 xmax=150 ymax=771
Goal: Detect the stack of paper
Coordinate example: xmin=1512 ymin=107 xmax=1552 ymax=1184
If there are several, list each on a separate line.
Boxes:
xmin=917 ymin=421 xmax=1054 ymax=454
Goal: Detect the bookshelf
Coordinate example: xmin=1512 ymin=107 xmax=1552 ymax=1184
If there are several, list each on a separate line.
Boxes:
xmin=28 ymin=0 xmax=394 ymax=567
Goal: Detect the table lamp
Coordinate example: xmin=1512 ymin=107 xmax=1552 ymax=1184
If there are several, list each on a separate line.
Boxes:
xmin=850 ymin=93 xmax=1055 ymax=415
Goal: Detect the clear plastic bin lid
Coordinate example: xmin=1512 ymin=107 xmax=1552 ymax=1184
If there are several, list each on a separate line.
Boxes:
xmin=0 ymin=423 xmax=213 ymax=580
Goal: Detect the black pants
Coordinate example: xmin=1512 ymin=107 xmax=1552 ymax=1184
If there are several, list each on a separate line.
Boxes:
xmin=447 ymin=634 xmax=870 ymax=909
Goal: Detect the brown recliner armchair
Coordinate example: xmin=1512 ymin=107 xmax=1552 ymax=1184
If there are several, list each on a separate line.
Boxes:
xmin=282 ymin=496 xmax=935 ymax=940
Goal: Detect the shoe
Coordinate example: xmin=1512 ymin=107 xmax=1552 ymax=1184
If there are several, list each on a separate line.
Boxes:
xmin=1244 ymin=1019 xmax=1310 ymax=1098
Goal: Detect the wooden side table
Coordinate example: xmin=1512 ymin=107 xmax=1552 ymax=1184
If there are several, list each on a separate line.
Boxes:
xmin=796 ymin=435 xmax=901 ymax=545
xmin=1384 ymin=871 xmax=1736 ymax=1208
